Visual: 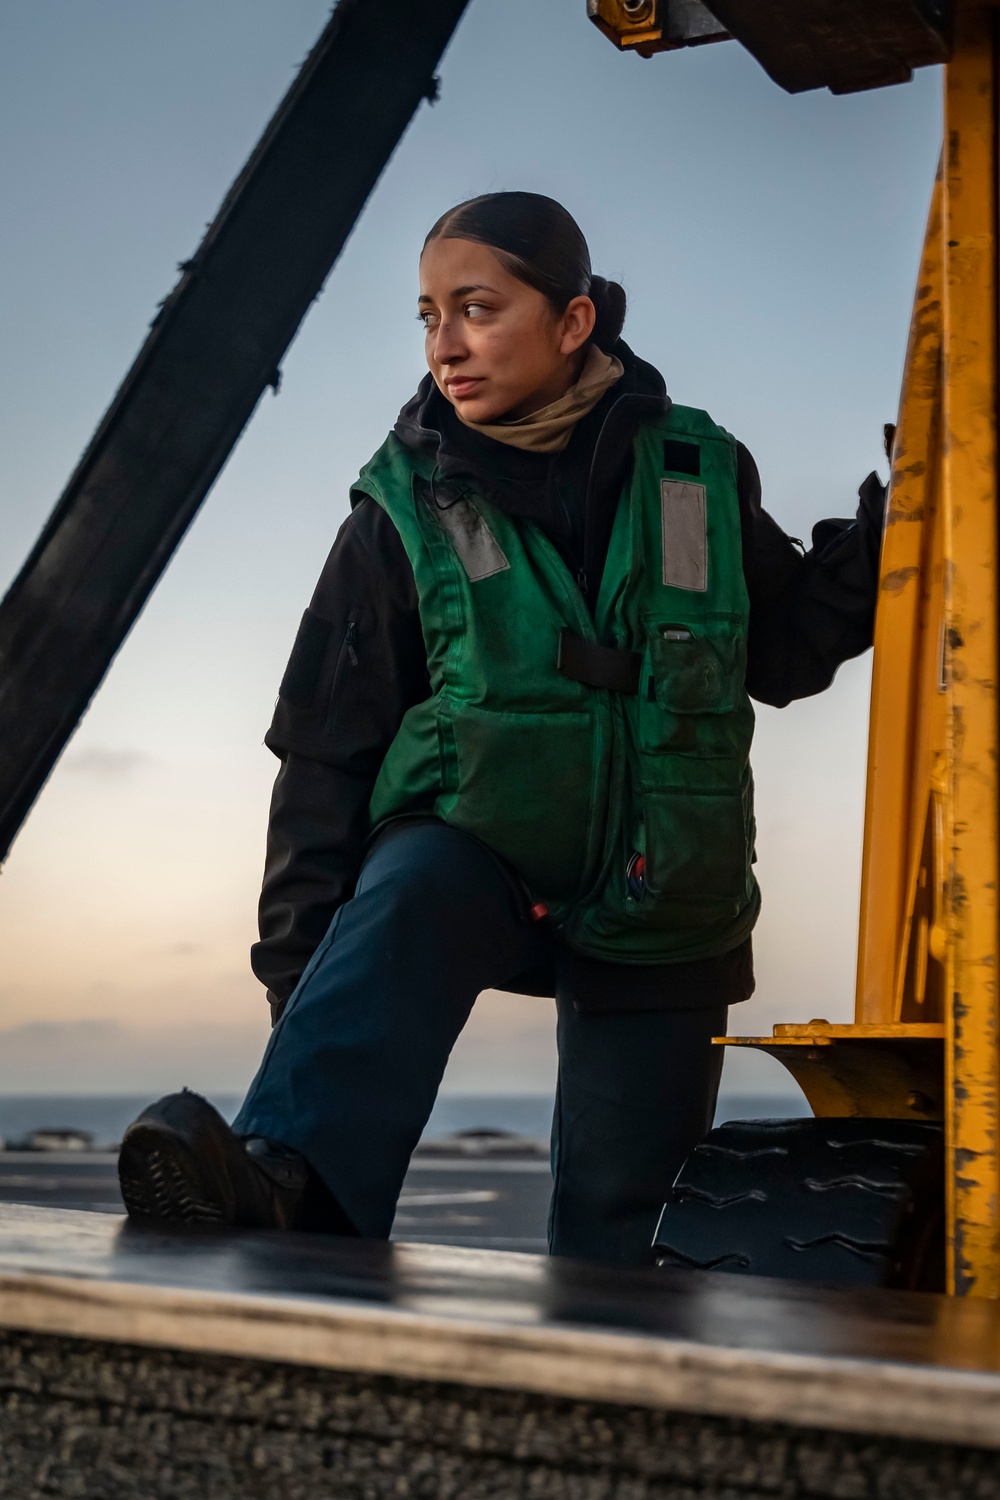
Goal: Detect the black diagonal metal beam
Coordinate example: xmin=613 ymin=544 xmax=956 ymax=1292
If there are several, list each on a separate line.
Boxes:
xmin=0 ymin=0 xmax=471 ymax=861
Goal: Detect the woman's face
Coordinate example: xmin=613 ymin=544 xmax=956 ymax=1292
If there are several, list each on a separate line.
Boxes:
xmin=419 ymin=236 xmax=595 ymax=423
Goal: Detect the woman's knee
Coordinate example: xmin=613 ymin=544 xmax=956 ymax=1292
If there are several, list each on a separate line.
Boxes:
xmin=357 ymin=821 xmax=520 ymax=923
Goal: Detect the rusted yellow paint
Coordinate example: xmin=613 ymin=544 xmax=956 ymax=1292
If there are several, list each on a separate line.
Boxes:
xmin=941 ymin=6 xmax=1000 ymax=1298
xmin=718 ymin=174 xmax=953 ymax=1140
xmin=720 ymin=1022 xmax=944 ymax=1120
xmin=855 ymin=171 xmax=946 ymax=1028
xmin=769 ymin=1023 xmax=945 ymax=1039
xmin=717 ymin=9 xmax=1000 ymax=1296
xmin=721 ymin=1033 xmax=944 ymax=1121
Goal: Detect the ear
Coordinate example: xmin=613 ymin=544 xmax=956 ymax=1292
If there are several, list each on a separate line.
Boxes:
xmin=558 ymin=295 xmax=596 ymax=356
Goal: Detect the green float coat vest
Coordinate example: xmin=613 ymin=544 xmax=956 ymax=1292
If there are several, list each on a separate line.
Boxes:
xmin=353 ymin=404 xmax=760 ymax=964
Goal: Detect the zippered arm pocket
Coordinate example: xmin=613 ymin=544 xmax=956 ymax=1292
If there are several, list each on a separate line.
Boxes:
xmin=268 ymin=606 xmax=368 ymax=762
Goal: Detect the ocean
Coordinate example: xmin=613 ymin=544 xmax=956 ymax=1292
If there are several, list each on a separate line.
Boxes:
xmin=0 ymin=1091 xmax=810 ymax=1151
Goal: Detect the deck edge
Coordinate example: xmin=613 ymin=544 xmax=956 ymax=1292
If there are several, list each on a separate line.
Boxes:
xmin=1 ymin=1268 xmax=999 ymax=1449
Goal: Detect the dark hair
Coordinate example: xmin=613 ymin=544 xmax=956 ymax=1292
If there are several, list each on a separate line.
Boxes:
xmin=423 ymin=192 xmax=627 ymax=352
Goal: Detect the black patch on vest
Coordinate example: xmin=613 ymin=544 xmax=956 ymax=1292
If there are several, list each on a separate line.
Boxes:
xmin=663 ymin=440 xmax=701 ymax=477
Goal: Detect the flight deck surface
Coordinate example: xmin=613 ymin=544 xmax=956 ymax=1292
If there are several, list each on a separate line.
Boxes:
xmin=2 ymin=1202 xmax=1000 ymax=1450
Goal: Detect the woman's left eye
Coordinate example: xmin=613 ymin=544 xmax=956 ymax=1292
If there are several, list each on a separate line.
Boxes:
xmin=464 ymin=302 xmax=488 ymax=319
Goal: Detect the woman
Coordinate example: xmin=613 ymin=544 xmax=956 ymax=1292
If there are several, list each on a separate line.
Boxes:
xmin=119 ymin=193 xmax=884 ymax=1264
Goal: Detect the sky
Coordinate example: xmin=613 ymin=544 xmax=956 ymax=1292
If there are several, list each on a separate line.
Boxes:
xmin=0 ymin=1 xmax=942 ymax=1097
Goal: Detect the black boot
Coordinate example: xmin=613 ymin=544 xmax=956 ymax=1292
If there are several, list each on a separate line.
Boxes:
xmin=118 ymin=1090 xmax=354 ymax=1233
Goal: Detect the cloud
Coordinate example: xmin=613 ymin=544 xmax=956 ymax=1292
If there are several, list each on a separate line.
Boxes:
xmin=0 ymin=1001 xmax=556 ymax=1097
xmin=63 ymin=748 xmax=157 ymax=780
xmin=0 ymin=1002 xmax=803 ymax=1107
xmin=0 ymin=1019 xmax=122 ymax=1049
xmin=0 ymin=1017 xmax=267 ymax=1094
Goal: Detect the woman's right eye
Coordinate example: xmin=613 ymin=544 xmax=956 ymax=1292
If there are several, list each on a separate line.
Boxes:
xmin=418 ymin=310 xmax=438 ymax=330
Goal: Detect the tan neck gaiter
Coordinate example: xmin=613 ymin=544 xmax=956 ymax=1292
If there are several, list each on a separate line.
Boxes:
xmin=457 ymin=345 xmax=624 ymax=454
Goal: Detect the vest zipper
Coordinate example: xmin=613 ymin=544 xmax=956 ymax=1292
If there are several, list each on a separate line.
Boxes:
xmin=581 ymin=392 xmax=628 ymax=600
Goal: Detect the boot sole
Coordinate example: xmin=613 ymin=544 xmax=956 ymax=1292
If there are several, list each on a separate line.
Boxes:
xmin=118 ymin=1122 xmax=226 ymax=1225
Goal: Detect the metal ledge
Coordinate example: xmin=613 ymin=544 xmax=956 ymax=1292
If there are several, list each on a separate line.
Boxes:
xmin=3 ymin=1205 xmax=1000 ymax=1449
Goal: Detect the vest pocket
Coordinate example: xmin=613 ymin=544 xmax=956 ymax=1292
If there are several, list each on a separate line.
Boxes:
xmin=443 ymin=704 xmax=599 ymax=899
xmin=642 ymin=783 xmax=751 ymax=912
xmin=640 ymin=616 xmax=747 ymax=757
xmin=581 ymin=771 xmax=754 ymax=945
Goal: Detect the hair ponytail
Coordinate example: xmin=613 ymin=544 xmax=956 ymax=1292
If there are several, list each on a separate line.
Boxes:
xmin=587 ymin=275 xmax=627 ymax=351
xmin=424 ymin=192 xmax=627 ymax=352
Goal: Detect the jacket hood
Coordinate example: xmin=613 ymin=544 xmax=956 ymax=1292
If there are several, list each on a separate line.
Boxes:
xmin=392 ymin=340 xmax=667 ymax=474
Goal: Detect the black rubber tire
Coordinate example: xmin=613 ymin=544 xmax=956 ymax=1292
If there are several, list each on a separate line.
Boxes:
xmin=653 ymin=1117 xmax=944 ymax=1291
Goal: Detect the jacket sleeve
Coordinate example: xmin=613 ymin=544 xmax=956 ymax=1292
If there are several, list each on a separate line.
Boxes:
xmin=250 ymin=497 xmax=430 ymax=1013
xmin=737 ymin=442 xmax=886 ymax=708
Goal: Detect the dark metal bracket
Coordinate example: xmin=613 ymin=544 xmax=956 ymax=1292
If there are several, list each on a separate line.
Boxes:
xmin=588 ymin=0 xmax=952 ymax=91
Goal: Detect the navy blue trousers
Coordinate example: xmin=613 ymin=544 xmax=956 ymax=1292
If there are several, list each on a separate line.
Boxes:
xmin=234 ymin=822 xmax=726 ymax=1264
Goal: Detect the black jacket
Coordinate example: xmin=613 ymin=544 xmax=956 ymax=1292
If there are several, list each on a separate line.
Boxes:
xmin=253 ymin=345 xmax=885 ymax=1016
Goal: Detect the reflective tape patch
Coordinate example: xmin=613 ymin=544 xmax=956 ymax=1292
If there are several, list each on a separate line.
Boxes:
xmin=660 ymin=479 xmax=708 ymax=592
xmin=435 ymin=498 xmax=510 ymax=582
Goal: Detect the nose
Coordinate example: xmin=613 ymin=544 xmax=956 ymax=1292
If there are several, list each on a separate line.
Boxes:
xmin=431 ymin=318 xmax=467 ymax=368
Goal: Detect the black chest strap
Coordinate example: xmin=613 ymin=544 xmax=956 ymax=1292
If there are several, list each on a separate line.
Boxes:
xmin=556 ymin=629 xmax=642 ymax=695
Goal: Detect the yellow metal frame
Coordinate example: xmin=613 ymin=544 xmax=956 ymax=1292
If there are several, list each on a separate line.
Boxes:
xmin=721 ymin=7 xmax=1000 ymax=1297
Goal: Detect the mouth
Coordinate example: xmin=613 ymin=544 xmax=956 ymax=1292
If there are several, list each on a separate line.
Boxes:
xmin=444 ymin=376 xmax=484 ymax=400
